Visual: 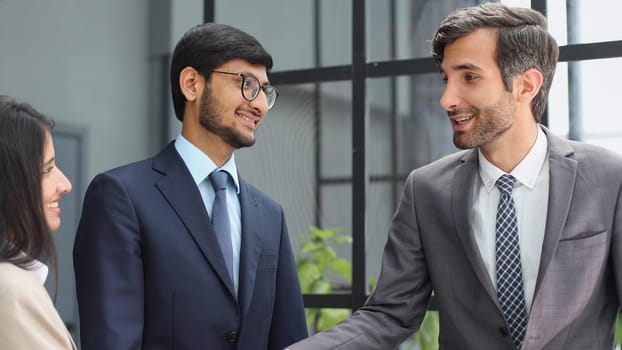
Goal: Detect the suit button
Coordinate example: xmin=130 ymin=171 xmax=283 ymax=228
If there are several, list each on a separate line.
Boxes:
xmin=226 ymin=331 xmax=239 ymax=343
xmin=498 ymin=326 xmax=509 ymax=337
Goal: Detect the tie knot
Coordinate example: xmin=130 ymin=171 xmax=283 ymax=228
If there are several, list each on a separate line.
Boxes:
xmin=209 ymin=170 xmax=229 ymax=191
xmin=495 ymin=174 xmax=516 ymax=195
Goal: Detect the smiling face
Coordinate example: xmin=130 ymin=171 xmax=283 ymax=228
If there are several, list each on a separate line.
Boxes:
xmin=41 ymin=133 xmax=72 ymax=232
xmin=198 ymin=58 xmax=271 ymax=150
xmin=439 ymin=28 xmax=518 ymax=150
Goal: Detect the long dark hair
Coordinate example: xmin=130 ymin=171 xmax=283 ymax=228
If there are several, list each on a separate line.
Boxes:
xmin=0 ymin=96 xmax=58 ymax=283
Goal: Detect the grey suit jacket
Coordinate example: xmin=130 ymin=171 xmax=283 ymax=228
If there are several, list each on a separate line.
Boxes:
xmin=289 ymin=126 xmax=622 ymax=350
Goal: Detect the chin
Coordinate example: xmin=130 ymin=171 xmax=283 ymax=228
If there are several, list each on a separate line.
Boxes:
xmin=47 ymin=220 xmax=61 ymax=232
xmin=230 ymin=136 xmax=256 ymax=149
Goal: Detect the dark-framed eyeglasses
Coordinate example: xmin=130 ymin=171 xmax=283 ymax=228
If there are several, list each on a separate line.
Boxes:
xmin=211 ymin=70 xmax=279 ymax=110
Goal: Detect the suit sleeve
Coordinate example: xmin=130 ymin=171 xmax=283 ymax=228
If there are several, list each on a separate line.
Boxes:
xmin=267 ymin=209 xmax=309 ymax=349
xmin=73 ymin=173 xmax=144 ymax=350
xmin=288 ymin=171 xmax=432 ymax=350
xmin=0 ymin=273 xmax=75 ymax=349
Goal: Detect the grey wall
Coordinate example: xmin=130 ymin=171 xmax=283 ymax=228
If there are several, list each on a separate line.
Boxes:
xmin=0 ymin=0 xmax=201 ymax=345
xmin=0 ymin=0 xmax=155 ymax=180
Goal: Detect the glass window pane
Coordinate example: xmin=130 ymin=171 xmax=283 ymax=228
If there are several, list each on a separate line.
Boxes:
xmin=216 ymin=0 xmax=352 ymax=70
xmin=547 ymin=0 xmax=622 ymax=45
xmin=321 ymin=82 xmax=352 ymax=178
xmin=367 ymin=73 xmax=452 ymax=291
xmin=367 ymin=0 xmax=490 ymax=62
xmin=304 ymin=308 xmax=352 ymax=335
xmin=366 ymin=181 xmax=394 ymax=291
xmin=320 ymin=183 xmax=352 ymax=289
xmin=545 ymin=0 xmax=569 ymax=46
xmin=577 ymin=58 xmax=622 ymax=155
xmin=320 ymin=184 xmax=352 ymax=241
xmin=549 ymin=58 xmax=622 ymax=155
xmin=547 ymin=62 xmax=570 ymax=136
xmin=236 ymin=84 xmax=317 ymax=254
xmin=367 ymin=74 xmax=454 ymax=176
xmin=379 ymin=74 xmax=455 ymax=174
xmin=215 ymin=1 xmax=316 ymax=71
xmin=366 ymin=0 xmax=392 ymax=62
xmin=576 ymin=0 xmax=622 ymax=44
xmin=319 ymin=0 xmax=352 ymax=66
xmin=367 ymin=77 xmax=394 ymax=176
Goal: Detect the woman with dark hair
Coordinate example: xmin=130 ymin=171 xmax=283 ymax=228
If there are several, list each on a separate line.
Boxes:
xmin=0 ymin=96 xmax=75 ymax=349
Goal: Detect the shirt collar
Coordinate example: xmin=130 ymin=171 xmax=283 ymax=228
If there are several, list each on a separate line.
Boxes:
xmin=174 ymin=134 xmax=240 ymax=193
xmin=30 ymin=259 xmax=49 ymax=285
xmin=17 ymin=251 xmax=48 ymax=285
xmin=478 ymin=125 xmax=548 ymax=191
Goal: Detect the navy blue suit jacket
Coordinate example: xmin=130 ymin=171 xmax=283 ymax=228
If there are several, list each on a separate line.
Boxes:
xmin=74 ymin=142 xmax=308 ymax=349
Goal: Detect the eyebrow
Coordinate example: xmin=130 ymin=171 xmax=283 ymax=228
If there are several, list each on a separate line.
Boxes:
xmin=42 ymin=157 xmax=55 ymax=167
xmin=241 ymin=71 xmax=271 ymax=86
xmin=448 ymin=63 xmax=483 ymax=72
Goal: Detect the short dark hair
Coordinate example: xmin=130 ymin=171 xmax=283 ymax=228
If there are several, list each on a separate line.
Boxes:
xmin=0 ymin=96 xmax=58 ymax=276
xmin=170 ymin=23 xmax=274 ymax=121
xmin=431 ymin=3 xmax=559 ymax=122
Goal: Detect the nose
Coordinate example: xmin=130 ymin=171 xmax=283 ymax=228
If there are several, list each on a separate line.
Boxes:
xmin=57 ymin=168 xmax=73 ymax=194
xmin=439 ymin=81 xmax=460 ymax=112
xmin=248 ymin=90 xmax=269 ymax=115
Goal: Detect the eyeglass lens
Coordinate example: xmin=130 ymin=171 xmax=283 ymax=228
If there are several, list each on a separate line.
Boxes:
xmin=241 ymin=75 xmax=277 ymax=109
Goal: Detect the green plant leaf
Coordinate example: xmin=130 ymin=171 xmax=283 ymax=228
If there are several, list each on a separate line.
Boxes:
xmin=316 ymin=309 xmax=350 ymax=331
xmin=413 ymin=311 xmax=439 ymax=350
xmin=332 ymin=236 xmax=352 ymax=244
xmin=299 ymin=232 xmax=315 ymax=241
xmin=331 ymin=258 xmax=352 ymax=283
xmin=301 ymin=241 xmax=323 ymax=253
xmin=615 ymin=314 xmax=622 ymax=345
xmin=304 ymin=309 xmax=320 ymax=334
xmin=311 ymin=279 xmax=332 ymax=294
xmin=312 ymin=248 xmax=337 ymax=271
xmin=311 ymin=226 xmax=340 ymax=240
xmin=368 ymin=276 xmax=377 ymax=293
xmin=296 ymin=226 xmax=357 ymax=334
xmin=297 ymin=260 xmax=321 ymax=293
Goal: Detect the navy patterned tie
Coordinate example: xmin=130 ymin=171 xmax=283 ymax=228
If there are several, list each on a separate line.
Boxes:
xmin=495 ymin=174 xmax=527 ymax=349
xmin=209 ymin=170 xmax=233 ymax=282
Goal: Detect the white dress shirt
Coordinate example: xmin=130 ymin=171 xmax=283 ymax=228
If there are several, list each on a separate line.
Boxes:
xmin=17 ymin=251 xmax=48 ymax=284
xmin=30 ymin=259 xmax=49 ymax=285
xmin=175 ymin=134 xmax=242 ymax=294
xmin=471 ymin=126 xmax=549 ymax=313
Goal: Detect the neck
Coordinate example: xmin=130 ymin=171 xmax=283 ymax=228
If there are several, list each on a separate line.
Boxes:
xmin=181 ymin=124 xmax=233 ymax=168
xmin=480 ymin=123 xmax=539 ymax=173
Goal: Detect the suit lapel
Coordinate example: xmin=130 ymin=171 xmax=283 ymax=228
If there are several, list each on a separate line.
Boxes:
xmin=452 ymin=150 xmax=499 ymax=303
xmin=237 ymin=179 xmax=263 ymax=317
xmin=152 ymin=143 xmax=236 ymax=297
xmin=533 ymin=128 xmax=577 ymax=296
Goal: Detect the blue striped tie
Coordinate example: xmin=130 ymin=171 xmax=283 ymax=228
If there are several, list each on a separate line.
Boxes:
xmin=495 ymin=174 xmax=527 ymax=349
xmin=209 ymin=170 xmax=233 ymax=282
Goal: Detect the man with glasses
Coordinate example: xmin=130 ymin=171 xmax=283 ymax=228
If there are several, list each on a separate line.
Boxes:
xmin=73 ymin=23 xmax=307 ymax=350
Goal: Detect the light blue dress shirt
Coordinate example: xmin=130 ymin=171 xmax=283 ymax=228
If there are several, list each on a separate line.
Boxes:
xmin=174 ymin=135 xmax=242 ymax=294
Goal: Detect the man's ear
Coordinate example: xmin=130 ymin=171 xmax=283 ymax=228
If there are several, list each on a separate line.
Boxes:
xmin=517 ymin=68 xmax=543 ymax=103
xmin=179 ymin=67 xmax=202 ymax=102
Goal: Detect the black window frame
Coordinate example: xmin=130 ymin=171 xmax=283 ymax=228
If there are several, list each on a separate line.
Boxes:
xmin=204 ymin=0 xmax=622 ymax=313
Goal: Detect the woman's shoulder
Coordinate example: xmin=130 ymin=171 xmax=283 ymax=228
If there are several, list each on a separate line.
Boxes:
xmin=0 ymin=262 xmax=40 ymax=294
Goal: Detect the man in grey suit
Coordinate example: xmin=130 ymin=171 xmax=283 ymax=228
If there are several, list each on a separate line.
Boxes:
xmin=288 ymin=3 xmax=622 ymax=350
